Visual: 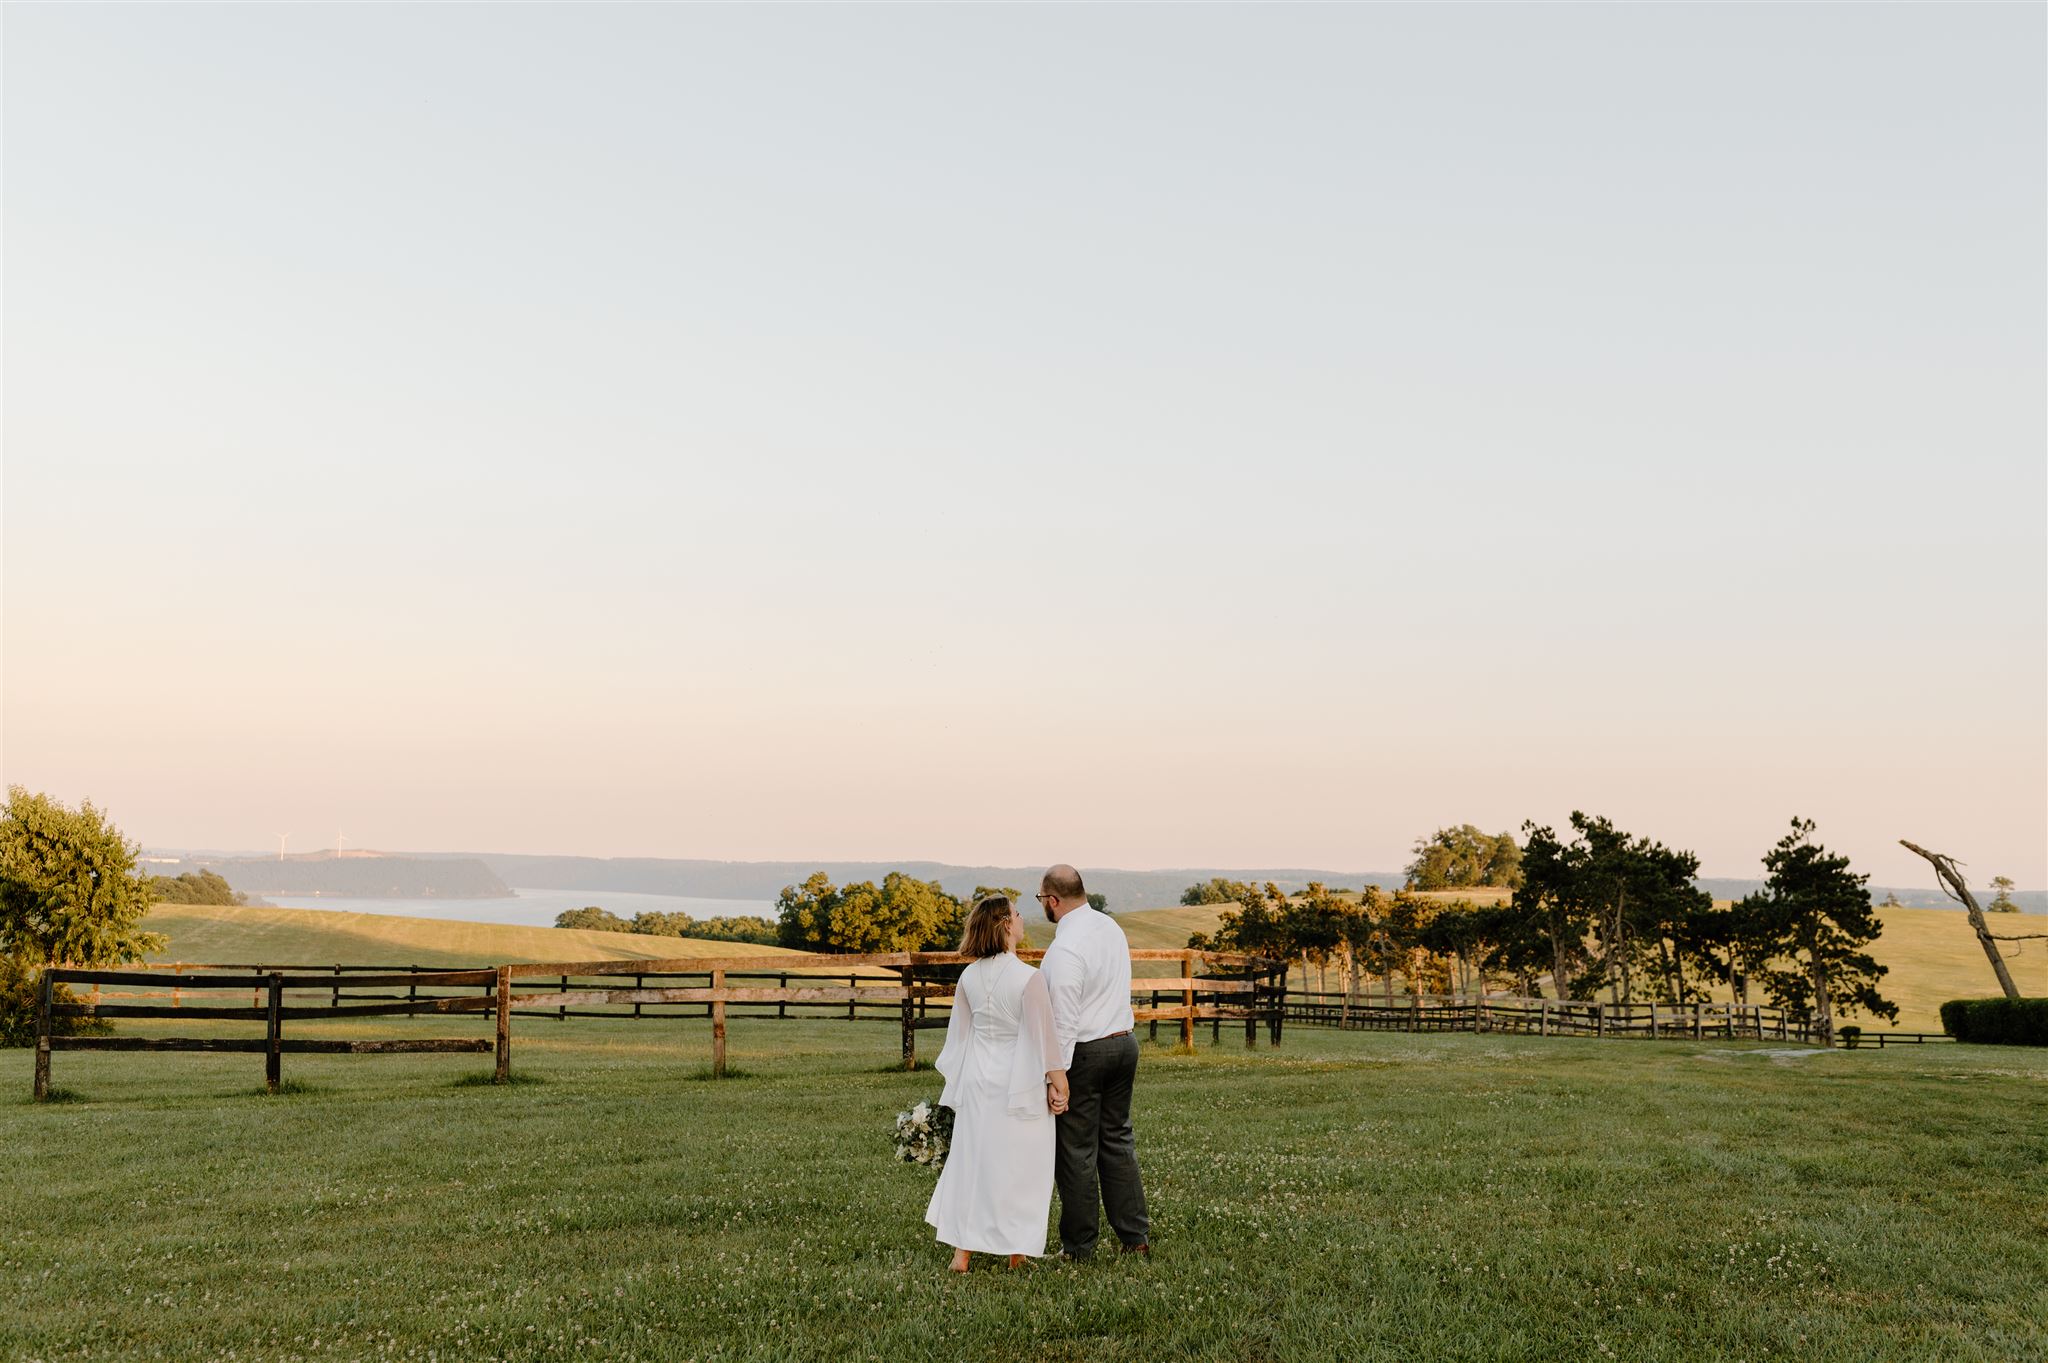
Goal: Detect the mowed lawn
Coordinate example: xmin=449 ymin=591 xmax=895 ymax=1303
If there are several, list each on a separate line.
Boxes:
xmin=5 ymin=1017 xmax=2045 ymax=1363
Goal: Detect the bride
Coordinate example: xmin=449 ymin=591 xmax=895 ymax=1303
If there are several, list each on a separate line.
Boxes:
xmin=925 ymin=894 xmax=1071 ymax=1271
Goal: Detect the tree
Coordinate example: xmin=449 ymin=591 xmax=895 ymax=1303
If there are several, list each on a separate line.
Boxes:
xmin=1181 ymin=878 xmax=1256 ymax=907
xmin=776 ymin=872 xmax=965 ymax=953
xmin=678 ymin=915 xmax=779 ymax=947
xmin=1988 ymin=877 xmax=2019 ymax=913
xmin=1405 ymin=826 xmax=1524 ymax=891
xmin=1510 ymin=813 xmax=1714 ymax=1002
xmin=1086 ymin=893 xmax=1108 ymax=913
xmin=1878 ymin=890 xmax=1904 ymax=909
xmin=146 ymin=870 xmax=248 ymax=906
xmin=1 ymin=788 xmax=166 ymax=1046
xmin=1900 ymin=841 xmax=2030 ymax=1002
xmin=1740 ymin=819 xmax=1898 ymax=1040
xmin=1188 ymin=882 xmax=1291 ymax=961
xmin=554 ymin=906 xmax=629 ymax=932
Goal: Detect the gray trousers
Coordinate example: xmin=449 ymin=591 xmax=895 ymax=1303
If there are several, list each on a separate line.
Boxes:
xmin=1056 ymin=1033 xmax=1149 ymax=1257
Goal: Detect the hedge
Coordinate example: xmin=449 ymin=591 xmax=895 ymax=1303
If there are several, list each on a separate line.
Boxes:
xmin=1938 ymin=997 xmax=2048 ymax=1046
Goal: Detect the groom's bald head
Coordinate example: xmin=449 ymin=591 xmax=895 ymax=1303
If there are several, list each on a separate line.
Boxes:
xmin=1041 ymin=864 xmax=1086 ymax=901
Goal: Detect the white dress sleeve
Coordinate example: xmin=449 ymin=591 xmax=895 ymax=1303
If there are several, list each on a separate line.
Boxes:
xmin=1005 ymin=968 xmax=1062 ymax=1118
xmin=933 ymin=964 xmax=974 ymax=1112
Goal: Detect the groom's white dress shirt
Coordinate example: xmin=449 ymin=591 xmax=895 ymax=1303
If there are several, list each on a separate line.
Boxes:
xmin=1039 ymin=905 xmax=1136 ymax=1070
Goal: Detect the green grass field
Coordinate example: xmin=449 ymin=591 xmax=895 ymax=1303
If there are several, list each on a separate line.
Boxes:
xmin=5 ymin=1008 xmax=2044 ymax=1363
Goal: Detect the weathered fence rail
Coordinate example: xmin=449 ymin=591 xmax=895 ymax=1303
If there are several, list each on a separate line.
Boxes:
xmin=32 ymin=949 xmax=1286 ymax=1099
xmin=1279 ymin=990 xmax=1952 ymax=1047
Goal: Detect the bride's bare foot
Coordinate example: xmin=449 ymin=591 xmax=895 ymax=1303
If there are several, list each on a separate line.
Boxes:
xmin=1007 ymin=1254 xmax=1026 ymax=1270
xmin=949 ymin=1250 xmax=971 ymax=1274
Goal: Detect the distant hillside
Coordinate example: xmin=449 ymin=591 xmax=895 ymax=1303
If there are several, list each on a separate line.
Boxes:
xmin=165 ymin=854 xmax=512 ymax=900
xmin=450 ymin=853 xmax=1400 ymax=910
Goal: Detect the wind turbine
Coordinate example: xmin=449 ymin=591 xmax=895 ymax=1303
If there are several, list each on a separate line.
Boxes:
xmin=277 ymin=833 xmax=291 ymax=862
xmin=336 ymin=831 xmax=349 ymax=859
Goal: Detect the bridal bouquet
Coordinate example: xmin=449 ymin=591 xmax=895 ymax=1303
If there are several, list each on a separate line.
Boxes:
xmin=892 ymin=1098 xmax=953 ymax=1169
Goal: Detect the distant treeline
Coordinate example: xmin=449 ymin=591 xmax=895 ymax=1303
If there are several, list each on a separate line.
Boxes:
xmin=147 ymin=870 xmax=261 ymax=906
xmin=553 ymin=907 xmax=781 ymax=947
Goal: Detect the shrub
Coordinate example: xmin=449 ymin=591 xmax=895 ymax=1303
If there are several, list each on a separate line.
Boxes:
xmin=1939 ymin=997 xmax=2048 ymax=1046
xmin=1838 ymin=1025 xmax=1862 ymax=1049
xmin=0 ymin=956 xmax=111 ymax=1049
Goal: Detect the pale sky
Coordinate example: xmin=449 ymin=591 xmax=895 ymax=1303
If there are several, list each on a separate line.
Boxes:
xmin=4 ymin=6 xmax=2043 ymax=887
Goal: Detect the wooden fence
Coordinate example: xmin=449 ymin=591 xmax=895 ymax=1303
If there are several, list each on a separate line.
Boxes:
xmin=1279 ymin=989 xmax=1954 ymax=1046
xmin=31 ymin=949 xmax=1284 ymax=1099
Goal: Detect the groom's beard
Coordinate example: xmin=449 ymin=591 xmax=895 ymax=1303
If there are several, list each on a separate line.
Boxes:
xmin=1042 ymin=905 xmax=1057 ymax=924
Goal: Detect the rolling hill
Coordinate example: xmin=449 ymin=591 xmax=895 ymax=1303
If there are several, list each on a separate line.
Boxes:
xmin=141 ymin=905 xmax=809 ymax=969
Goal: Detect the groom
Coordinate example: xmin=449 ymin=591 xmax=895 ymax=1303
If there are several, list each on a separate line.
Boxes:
xmin=1037 ymin=864 xmax=1151 ymax=1259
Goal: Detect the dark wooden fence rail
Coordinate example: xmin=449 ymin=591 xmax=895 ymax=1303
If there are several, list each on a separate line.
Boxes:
xmin=32 ymin=950 xmax=1286 ymax=1099
xmin=1278 ymin=989 xmax=1954 ymax=1047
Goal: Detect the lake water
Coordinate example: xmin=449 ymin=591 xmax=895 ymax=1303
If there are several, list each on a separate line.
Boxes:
xmin=263 ymin=887 xmax=775 ymax=929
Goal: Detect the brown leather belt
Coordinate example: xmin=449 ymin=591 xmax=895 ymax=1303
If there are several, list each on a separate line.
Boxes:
xmin=1085 ymin=1030 xmax=1133 ymax=1042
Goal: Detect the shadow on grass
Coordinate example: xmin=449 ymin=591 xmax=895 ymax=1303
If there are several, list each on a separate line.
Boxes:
xmin=31 ymin=1087 xmax=86 ymax=1105
xmin=252 ymin=1079 xmax=325 ymax=1097
xmin=877 ymin=1058 xmax=937 ymax=1074
xmin=451 ymin=1071 xmax=547 ymax=1088
xmin=686 ymin=1066 xmax=754 ymax=1081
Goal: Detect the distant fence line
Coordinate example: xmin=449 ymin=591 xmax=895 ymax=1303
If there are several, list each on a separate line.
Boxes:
xmin=31 ymin=949 xmax=1287 ymax=1100
xmin=1277 ymin=988 xmax=1954 ymax=1047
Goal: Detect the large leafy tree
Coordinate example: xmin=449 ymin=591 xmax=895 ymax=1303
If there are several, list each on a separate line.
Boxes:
xmin=776 ymin=871 xmax=965 ymax=953
xmin=1 ymin=788 xmax=166 ymax=1045
xmin=1405 ymin=825 xmax=1525 ymax=891
xmin=1734 ymin=819 xmax=1897 ymax=1039
xmin=1 ymin=787 xmax=165 ymax=968
xmin=1511 ymin=812 xmax=1713 ymax=1002
xmin=1188 ymin=881 xmax=1292 ymax=960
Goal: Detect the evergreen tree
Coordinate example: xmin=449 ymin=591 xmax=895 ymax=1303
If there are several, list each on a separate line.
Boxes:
xmin=1734 ymin=818 xmax=1898 ymax=1040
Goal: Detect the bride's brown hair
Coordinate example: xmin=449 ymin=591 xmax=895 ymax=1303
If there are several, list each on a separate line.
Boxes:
xmin=959 ymin=895 xmax=1015 ymax=959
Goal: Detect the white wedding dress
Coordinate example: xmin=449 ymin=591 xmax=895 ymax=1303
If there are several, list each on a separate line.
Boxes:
xmin=924 ymin=952 xmax=1060 ymax=1257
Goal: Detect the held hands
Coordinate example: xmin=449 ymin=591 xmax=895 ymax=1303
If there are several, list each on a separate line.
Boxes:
xmin=1045 ymin=1070 xmax=1070 ymax=1115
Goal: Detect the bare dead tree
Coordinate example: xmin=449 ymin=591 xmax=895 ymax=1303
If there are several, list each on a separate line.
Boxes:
xmin=1899 ymin=840 xmax=2021 ymax=1000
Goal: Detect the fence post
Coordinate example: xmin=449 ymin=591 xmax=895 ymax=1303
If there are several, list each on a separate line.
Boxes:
xmin=635 ymin=973 xmax=644 ymax=1021
xmin=1649 ymin=1003 xmax=1659 ymax=1039
xmin=558 ymin=975 xmax=568 ymax=1023
xmin=848 ymin=974 xmax=856 ymax=1022
xmin=1245 ymin=966 xmax=1258 ymax=1050
xmin=779 ymin=972 xmax=788 ymax=1021
xmin=899 ymin=965 xmax=916 ymax=1070
xmin=1474 ymin=992 xmax=1487 ymax=1035
xmin=332 ymin=964 xmax=342 ymax=1010
xmin=1180 ymin=955 xmax=1195 ymax=1049
xmin=711 ymin=968 xmax=727 ymax=1078
xmin=1268 ymin=966 xmax=1282 ymax=1047
xmin=494 ymin=967 xmax=512 ymax=1083
xmin=265 ymin=974 xmax=283 ymax=1094
xmin=1595 ymin=1002 xmax=1605 ymax=1039
xmin=33 ymin=969 xmax=53 ymax=1101
xmin=1540 ymin=1000 xmax=1550 ymax=1038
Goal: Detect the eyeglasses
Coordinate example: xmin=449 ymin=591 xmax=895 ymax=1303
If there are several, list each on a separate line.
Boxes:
xmin=1035 ymin=893 xmax=1055 ymax=905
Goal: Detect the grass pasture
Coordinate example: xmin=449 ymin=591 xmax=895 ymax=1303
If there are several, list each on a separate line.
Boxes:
xmin=6 ymin=1012 xmax=2045 ymax=1363
xmin=140 ymin=904 xmax=811 ymax=970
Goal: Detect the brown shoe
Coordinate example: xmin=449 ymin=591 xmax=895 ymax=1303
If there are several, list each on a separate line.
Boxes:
xmin=1120 ymin=1242 xmax=1151 ymax=1257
